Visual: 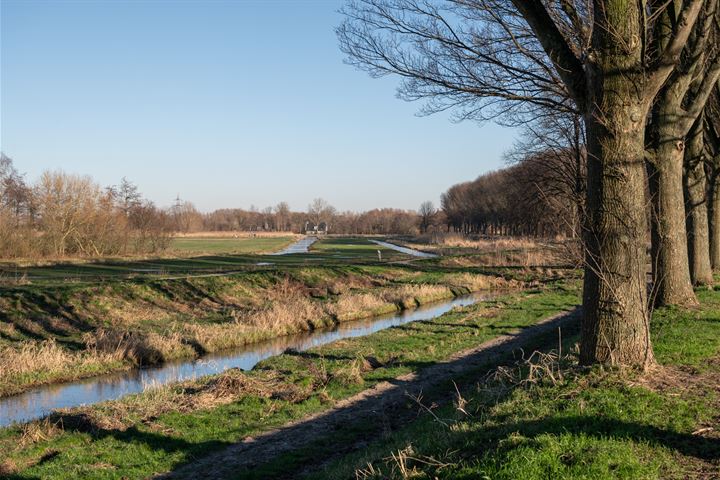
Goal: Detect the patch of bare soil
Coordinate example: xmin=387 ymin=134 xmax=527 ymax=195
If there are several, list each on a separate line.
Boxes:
xmin=159 ymin=309 xmax=581 ymax=480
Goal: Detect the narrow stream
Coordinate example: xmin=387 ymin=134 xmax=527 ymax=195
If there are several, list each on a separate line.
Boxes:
xmin=0 ymin=292 xmax=491 ymax=428
xmin=370 ymin=240 xmax=438 ymax=258
xmin=271 ymin=236 xmax=317 ymax=255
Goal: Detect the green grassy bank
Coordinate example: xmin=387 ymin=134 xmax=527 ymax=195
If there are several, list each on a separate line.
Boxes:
xmin=0 ymin=283 xmax=580 ymax=479
xmin=310 ymin=289 xmax=720 ymax=480
xmin=0 ymin=252 xmax=529 ymax=397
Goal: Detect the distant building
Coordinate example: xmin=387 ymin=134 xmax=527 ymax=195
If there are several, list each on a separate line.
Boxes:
xmin=304 ymin=221 xmax=329 ymax=235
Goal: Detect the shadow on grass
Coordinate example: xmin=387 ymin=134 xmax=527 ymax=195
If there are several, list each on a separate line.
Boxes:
xmin=11 ymin=308 xmax=582 ymax=479
xmin=153 ymin=310 xmax=583 ymax=479
xmin=43 ymin=410 xmax=233 ymax=466
xmin=280 ymin=349 xmax=356 ymax=363
xmin=519 ymin=416 xmax=719 ymax=461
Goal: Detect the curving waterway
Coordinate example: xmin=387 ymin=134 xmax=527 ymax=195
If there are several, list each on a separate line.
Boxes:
xmin=271 ymin=236 xmax=317 ymax=255
xmin=0 ymin=291 xmax=490 ymax=428
xmin=370 ymin=240 xmax=438 ymax=258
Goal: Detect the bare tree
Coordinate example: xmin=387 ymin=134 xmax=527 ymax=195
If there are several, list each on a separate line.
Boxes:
xmin=646 ymin=2 xmax=720 ymax=304
xmin=707 ymin=83 xmax=720 ymax=269
xmin=274 ymin=201 xmax=291 ymax=231
xmin=339 ymin=0 xmax=710 ymax=367
xmin=170 ymin=199 xmax=203 ymax=233
xmin=418 ymin=201 xmax=436 ymax=233
xmin=505 ymin=109 xmax=586 ymax=237
xmin=0 ymin=155 xmax=34 ymax=257
xmin=308 ymin=198 xmax=336 ymax=229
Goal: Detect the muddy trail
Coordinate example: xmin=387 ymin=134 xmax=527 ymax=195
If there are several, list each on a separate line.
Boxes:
xmin=162 ymin=308 xmax=581 ymax=480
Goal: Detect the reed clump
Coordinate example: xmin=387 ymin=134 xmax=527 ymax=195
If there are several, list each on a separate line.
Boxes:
xmin=84 ymin=329 xmax=191 ymax=366
xmin=0 ymin=340 xmax=122 ymax=397
xmin=326 ymin=293 xmax=396 ymax=321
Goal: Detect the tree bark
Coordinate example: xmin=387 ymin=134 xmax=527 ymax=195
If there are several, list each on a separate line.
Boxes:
xmin=710 ymin=155 xmax=720 ymax=269
xmin=684 ymin=114 xmax=714 ymax=285
xmin=647 ymin=86 xmax=698 ymax=306
xmin=579 ymin=1 xmax=654 ymax=367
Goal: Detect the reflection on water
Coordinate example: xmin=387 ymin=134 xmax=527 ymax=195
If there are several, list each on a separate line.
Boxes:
xmin=271 ymin=236 xmax=317 ymax=255
xmin=370 ymin=240 xmax=438 ymax=258
xmin=0 ymin=292 xmax=490 ymax=428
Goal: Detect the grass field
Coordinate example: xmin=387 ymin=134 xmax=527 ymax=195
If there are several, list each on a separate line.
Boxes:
xmin=169 ymin=235 xmax=295 ymax=254
xmin=309 ymin=289 xmax=720 ymax=480
xmin=0 ymin=284 xmax=581 ymax=479
xmin=0 ymin=237 xmax=416 ymax=287
xmin=0 ymin=239 xmax=715 ymax=479
xmin=0 ymin=236 xmax=606 ymax=480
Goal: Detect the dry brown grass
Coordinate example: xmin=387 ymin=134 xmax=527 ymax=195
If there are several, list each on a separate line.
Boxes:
xmin=18 ymin=418 xmax=62 ymax=447
xmin=178 ymin=280 xmax=329 ymax=351
xmin=326 ymin=293 xmax=396 ymax=321
xmin=439 ymin=249 xmax=564 ymax=268
xmin=0 ymin=340 xmax=78 ymax=377
xmin=405 ymin=233 xmax=573 ymax=267
xmin=445 ymin=272 xmax=520 ymax=291
xmin=250 ymin=297 xmax=325 ymax=331
xmin=84 ymin=329 xmax=191 ymax=366
xmin=0 ymin=459 xmax=18 ymax=476
xmin=44 ymin=369 xmax=309 ymax=434
xmin=0 ymin=340 xmax=122 ymax=396
xmin=383 ymin=284 xmax=453 ymax=307
xmin=331 ymin=358 xmax=367 ymax=386
xmin=128 ymin=282 xmax=460 ymax=356
xmin=411 ymin=233 xmax=540 ymax=251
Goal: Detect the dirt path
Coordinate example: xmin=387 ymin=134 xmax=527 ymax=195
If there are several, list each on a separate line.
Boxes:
xmin=161 ymin=308 xmax=581 ymax=480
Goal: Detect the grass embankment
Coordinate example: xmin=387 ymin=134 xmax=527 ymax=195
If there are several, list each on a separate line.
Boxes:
xmin=0 ymin=259 xmax=523 ymax=397
xmin=394 ymin=234 xmax=577 ymax=268
xmin=311 ymin=289 xmax=720 ymax=480
xmin=0 ymin=283 xmax=580 ymax=479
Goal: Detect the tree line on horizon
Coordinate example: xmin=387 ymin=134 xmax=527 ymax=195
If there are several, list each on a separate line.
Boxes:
xmin=0 ymin=155 xmax=449 ymax=259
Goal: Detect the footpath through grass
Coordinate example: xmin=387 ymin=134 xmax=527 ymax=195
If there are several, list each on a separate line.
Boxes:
xmin=0 ymin=283 xmax=580 ymax=479
xmin=308 ymin=289 xmax=720 ymax=480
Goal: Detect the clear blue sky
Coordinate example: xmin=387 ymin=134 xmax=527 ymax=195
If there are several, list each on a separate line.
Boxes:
xmin=1 ymin=0 xmax=516 ymax=213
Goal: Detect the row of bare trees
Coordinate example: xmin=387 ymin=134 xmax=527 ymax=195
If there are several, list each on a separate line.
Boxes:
xmin=0 ymin=155 xmax=173 ymax=259
xmin=1 ymin=157 xmax=438 ymax=259
xmin=442 ymin=107 xmax=586 ymax=237
xmin=337 ymin=0 xmax=720 ymax=368
xmin=199 ymin=201 xmax=431 ymax=235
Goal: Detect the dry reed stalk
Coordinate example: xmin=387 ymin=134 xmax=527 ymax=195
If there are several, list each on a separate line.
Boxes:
xmin=0 ymin=340 xmax=118 ymax=383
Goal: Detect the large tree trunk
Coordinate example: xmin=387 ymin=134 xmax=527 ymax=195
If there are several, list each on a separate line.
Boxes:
xmin=710 ymin=156 xmax=720 ymax=270
xmin=580 ymin=2 xmax=654 ymax=367
xmin=647 ymin=89 xmax=698 ymax=306
xmin=684 ymin=114 xmax=714 ymax=285
xmin=581 ymin=114 xmax=653 ymax=367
